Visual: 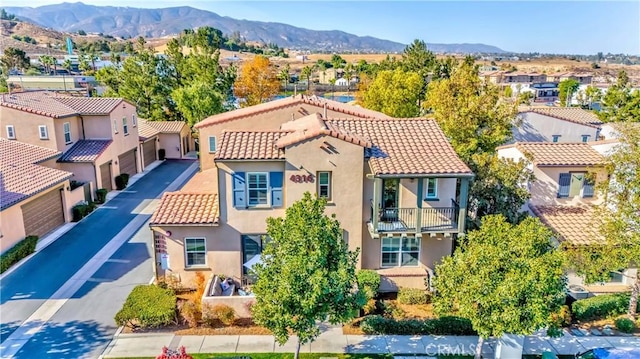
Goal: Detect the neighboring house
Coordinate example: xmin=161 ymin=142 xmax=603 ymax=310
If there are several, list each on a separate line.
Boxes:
xmin=139 ymin=120 xmax=193 ymax=160
xmin=335 ymin=78 xmax=349 ymax=86
xmin=7 ymin=75 xmax=98 ymax=92
xmin=0 ymin=139 xmax=85 ymax=253
xmin=0 ymin=91 xmax=140 ymax=193
xmin=512 ymin=107 xmax=603 ymax=143
xmin=151 ymin=103 xmax=473 ymax=291
xmin=497 ymin=142 xmax=635 ymax=292
xmin=137 ymin=121 xmax=161 ymax=171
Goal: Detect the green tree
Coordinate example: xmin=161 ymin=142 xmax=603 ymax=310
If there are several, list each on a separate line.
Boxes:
xmin=566 ymin=123 xmax=640 ymax=318
xmin=558 ymin=78 xmax=580 ymax=107
xmin=434 ymin=215 xmax=566 ymax=359
xmin=401 ymin=39 xmax=436 ymax=105
xmin=330 ymin=54 xmax=346 ymax=69
xmin=1 ymin=47 xmax=30 ymax=72
xmin=517 ymin=91 xmax=534 ymax=105
xmin=62 ymin=59 xmax=73 ymax=72
xmin=360 ymin=67 xmax=424 ymax=117
xmin=424 ymin=58 xmax=516 ymax=163
xmin=172 ymin=80 xmax=225 ymax=127
xmin=599 ymin=71 xmax=639 ymax=122
xmin=252 ymin=193 xmax=363 ymax=359
xmin=584 ymin=85 xmax=603 ymax=110
xmin=39 ymin=55 xmax=54 ymax=74
xmin=301 ymin=65 xmax=313 ymax=93
xmin=78 ymin=29 xmax=87 ymax=36
xmin=503 ymin=86 xmax=513 ymax=98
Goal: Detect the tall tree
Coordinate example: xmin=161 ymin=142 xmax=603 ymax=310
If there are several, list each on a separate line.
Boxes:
xmin=1 ymin=47 xmax=30 ymax=72
xmin=566 ymin=123 xmax=640 ymax=318
xmin=599 ymin=70 xmax=639 ymax=122
xmin=330 ymin=54 xmax=346 ymax=69
xmin=401 ymin=39 xmax=436 ymax=105
xmin=558 ymin=78 xmax=580 ymax=107
xmin=584 ymin=85 xmax=603 ymax=110
xmin=252 ymin=193 xmax=363 ymax=359
xmin=359 ymin=67 xmax=424 ymax=117
xmin=434 ymin=215 xmax=566 ymax=359
xmin=233 ymin=56 xmax=280 ymax=107
xmin=172 ymin=80 xmax=225 ymax=127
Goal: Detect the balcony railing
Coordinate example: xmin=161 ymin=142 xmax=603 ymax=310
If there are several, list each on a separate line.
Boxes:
xmin=371 ymin=200 xmax=460 ymax=233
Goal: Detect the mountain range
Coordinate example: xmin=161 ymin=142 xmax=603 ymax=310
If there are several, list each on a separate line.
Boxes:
xmin=4 ymin=2 xmax=506 ymax=53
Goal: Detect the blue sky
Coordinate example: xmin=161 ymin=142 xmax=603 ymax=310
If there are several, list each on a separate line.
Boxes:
xmin=5 ymin=1 xmax=640 ymax=54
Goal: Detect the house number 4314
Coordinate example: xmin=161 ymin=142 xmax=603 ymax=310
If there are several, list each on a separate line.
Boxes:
xmin=290 ymin=174 xmax=314 ymax=183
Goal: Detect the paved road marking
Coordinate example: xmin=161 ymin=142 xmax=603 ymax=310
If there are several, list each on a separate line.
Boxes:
xmin=0 ymin=161 xmax=198 ymax=359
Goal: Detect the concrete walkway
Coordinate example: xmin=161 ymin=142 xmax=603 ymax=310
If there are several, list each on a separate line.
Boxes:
xmin=102 ymin=327 xmax=640 ymax=358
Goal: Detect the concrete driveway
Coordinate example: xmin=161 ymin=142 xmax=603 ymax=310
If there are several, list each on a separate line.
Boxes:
xmin=0 ymin=159 xmax=198 ymax=359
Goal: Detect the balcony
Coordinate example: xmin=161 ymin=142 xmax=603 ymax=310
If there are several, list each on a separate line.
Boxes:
xmin=369 ymin=200 xmax=460 ymax=234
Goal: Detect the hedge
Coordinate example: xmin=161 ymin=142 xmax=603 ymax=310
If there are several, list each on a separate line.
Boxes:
xmin=0 ymin=235 xmax=38 ymax=273
xmin=357 ymin=269 xmax=381 ymax=299
xmin=572 ymin=293 xmax=632 ymax=321
xmin=361 ymin=315 xmax=476 ymax=335
xmin=72 ymin=202 xmax=97 ymax=222
xmin=397 ymin=288 xmax=430 ymax=305
xmin=115 ymin=173 xmax=129 ymax=190
xmin=95 ymin=188 xmax=108 ymax=203
xmin=115 ymin=285 xmax=177 ymax=328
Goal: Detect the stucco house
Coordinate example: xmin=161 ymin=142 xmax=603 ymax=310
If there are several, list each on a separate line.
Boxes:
xmin=497 ymin=142 xmax=636 ymax=292
xmin=150 ymin=98 xmax=473 ymax=292
xmin=0 ymin=139 xmax=86 ymax=253
xmin=0 ymin=91 xmax=140 ymax=193
xmin=512 ymin=107 xmax=603 ymax=144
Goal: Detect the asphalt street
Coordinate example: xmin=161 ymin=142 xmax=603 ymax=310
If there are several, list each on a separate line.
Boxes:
xmin=0 ymin=159 xmax=197 ymax=359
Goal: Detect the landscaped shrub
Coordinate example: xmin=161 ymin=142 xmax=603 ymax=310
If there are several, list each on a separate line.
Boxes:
xmin=615 ymin=317 xmax=635 ymax=333
xmin=158 ymin=149 xmax=166 ymax=160
xmin=430 ymin=316 xmax=476 ymax=335
xmin=115 ymin=285 xmax=177 ymax=329
xmin=180 ymin=300 xmax=201 ymax=328
xmin=550 ymin=305 xmax=573 ymax=327
xmin=71 ymin=202 xmax=96 ymax=222
xmin=363 ymin=298 xmax=377 ymax=315
xmin=572 ymin=293 xmax=631 ymax=321
xmin=397 ymin=287 xmax=431 ymax=305
xmin=207 ymin=304 xmax=236 ymax=326
xmin=115 ymin=175 xmax=128 ymax=190
xmin=0 ymin=235 xmax=38 ymax=273
xmin=379 ymin=300 xmax=406 ymax=319
xmin=95 ymin=188 xmax=108 ymax=203
xmin=357 ymin=269 xmax=381 ymax=298
xmin=120 ymin=173 xmax=130 ymax=187
xmin=360 ymin=314 xmax=476 ymax=335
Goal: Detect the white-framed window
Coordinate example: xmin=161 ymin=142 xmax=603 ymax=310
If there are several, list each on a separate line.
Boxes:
xmin=132 ymin=114 xmax=137 ymax=127
xmin=63 ymin=122 xmax=71 ymax=143
xmin=247 ymin=172 xmax=268 ymax=206
xmin=123 ymin=117 xmax=129 ymax=135
xmin=38 ymin=125 xmax=48 ymax=139
xmin=381 ymin=236 xmax=420 ymax=267
xmin=581 ymin=135 xmax=590 ymax=143
xmin=185 ymin=237 xmax=206 ymax=267
xmin=208 ymin=136 xmax=217 ymax=153
xmin=552 ymin=135 xmax=560 ymax=143
xmin=317 ymin=171 xmax=331 ymax=200
xmin=6 ymin=125 xmax=15 ymax=139
xmin=113 ymin=119 xmax=118 ymax=134
xmin=425 ymin=178 xmax=438 ymax=199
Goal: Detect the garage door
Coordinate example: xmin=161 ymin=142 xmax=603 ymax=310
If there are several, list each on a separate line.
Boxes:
xmin=142 ymin=140 xmax=156 ymax=168
xmin=22 ymin=188 xmax=65 ymax=238
xmin=119 ymin=150 xmax=137 ymax=176
xmin=100 ymin=162 xmax=112 ymax=191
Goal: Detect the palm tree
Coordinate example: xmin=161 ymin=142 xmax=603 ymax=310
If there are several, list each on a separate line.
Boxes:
xmin=301 ymin=65 xmax=312 ymax=94
xmin=62 ymin=59 xmax=73 ymax=73
xmin=278 ymin=64 xmax=290 ymax=92
xmin=39 ymin=55 xmax=53 ymax=74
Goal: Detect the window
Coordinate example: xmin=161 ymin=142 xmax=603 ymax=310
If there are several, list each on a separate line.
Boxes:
xmin=608 ymin=271 xmax=624 ymax=283
xmin=6 ymin=125 xmax=15 ymax=139
xmin=208 ymin=136 xmax=217 ymax=153
xmin=123 ymin=117 xmax=129 ymax=135
xmin=317 ymin=171 xmax=331 ymax=200
xmin=247 ymin=172 xmax=268 ymax=206
xmin=559 ymin=172 xmax=591 ymax=198
xmin=582 ymin=176 xmax=595 ymax=198
xmin=425 ymin=178 xmax=438 ymax=199
xmin=63 ymin=122 xmax=71 ymax=143
xmin=552 ymin=135 xmax=560 ymax=143
xmin=132 ymin=114 xmax=137 ymax=127
xmin=242 ymin=234 xmax=271 ymax=276
xmin=185 ymin=238 xmax=206 ymax=267
xmin=38 ymin=125 xmax=48 ymax=139
xmin=381 ymin=236 xmax=420 ymax=267
xmin=113 ymin=119 xmax=118 ymax=134
xmin=581 ymin=135 xmax=590 ymax=143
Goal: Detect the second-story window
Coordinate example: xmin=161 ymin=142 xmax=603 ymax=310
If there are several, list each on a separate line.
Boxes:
xmin=552 ymin=135 xmax=561 ymax=143
xmin=208 ymin=136 xmax=216 ymax=153
xmin=132 ymin=114 xmax=137 ymax=127
xmin=581 ymin=135 xmax=590 ymax=143
xmin=425 ymin=178 xmax=438 ymax=200
xmin=63 ymin=122 xmax=71 ymax=143
xmin=247 ymin=172 xmax=268 ymax=206
xmin=317 ymin=171 xmax=331 ymax=200
xmin=38 ymin=125 xmax=48 ymax=140
xmin=123 ymin=117 xmax=129 ymax=135
xmin=113 ymin=119 xmax=118 ymax=134
xmin=6 ymin=125 xmax=15 ymax=139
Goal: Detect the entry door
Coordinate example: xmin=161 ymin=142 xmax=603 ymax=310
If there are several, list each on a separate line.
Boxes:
xmin=569 ymin=173 xmax=584 ymax=197
xmin=382 ymin=179 xmax=399 ymax=209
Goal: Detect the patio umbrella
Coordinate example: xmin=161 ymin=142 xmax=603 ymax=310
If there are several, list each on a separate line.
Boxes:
xmin=243 ymin=254 xmax=264 ymax=271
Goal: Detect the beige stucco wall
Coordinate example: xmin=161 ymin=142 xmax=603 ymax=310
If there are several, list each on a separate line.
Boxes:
xmin=52 ymin=117 xmax=82 ymax=153
xmin=512 ymin=112 xmax=600 ymax=144
xmin=0 ymin=107 xmax=60 ymax=150
xmin=529 ymin=165 xmax=606 ymax=207
xmin=59 ymin=162 xmax=97 ymax=190
xmin=398 ymin=178 xmax=458 ymax=209
xmin=361 ymin=234 xmax=453 ymax=271
xmin=158 ymin=133 xmax=182 ymax=159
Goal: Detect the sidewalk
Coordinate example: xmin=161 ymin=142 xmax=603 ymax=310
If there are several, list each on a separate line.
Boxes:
xmin=101 ymin=326 xmax=640 ymax=358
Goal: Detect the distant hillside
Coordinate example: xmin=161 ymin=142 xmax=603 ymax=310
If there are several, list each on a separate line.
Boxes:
xmin=5 ymin=2 xmax=506 ymax=54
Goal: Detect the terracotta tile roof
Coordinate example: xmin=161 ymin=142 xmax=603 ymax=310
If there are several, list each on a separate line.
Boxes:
xmin=0 ymin=91 xmax=128 ymax=118
xmin=1 ymin=138 xmax=72 ymax=210
xmin=527 ymin=107 xmax=603 ymax=127
xmin=194 ymin=95 xmax=391 ymax=129
xmin=144 ymin=120 xmax=187 ymax=133
xmin=276 ymin=113 xmax=372 ymax=149
xmin=138 ymin=121 xmax=160 ymax=141
xmin=516 ymin=142 xmax=603 ymax=167
xmin=531 ymin=205 xmax=601 ymax=245
xmin=53 ymin=97 xmax=124 ymax=115
xmin=330 ymin=119 xmax=472 ymax=176
xmin=216 ymin=131 xmax=288 ymax=160
xmin=150 ymin=192 xmax=219 ymax=226
xmin=58 ymin=140 xmax=112 ymax=163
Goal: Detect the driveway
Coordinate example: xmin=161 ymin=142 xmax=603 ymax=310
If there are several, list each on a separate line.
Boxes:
xmin=0 ymin=159 xmax=197 ymax=358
